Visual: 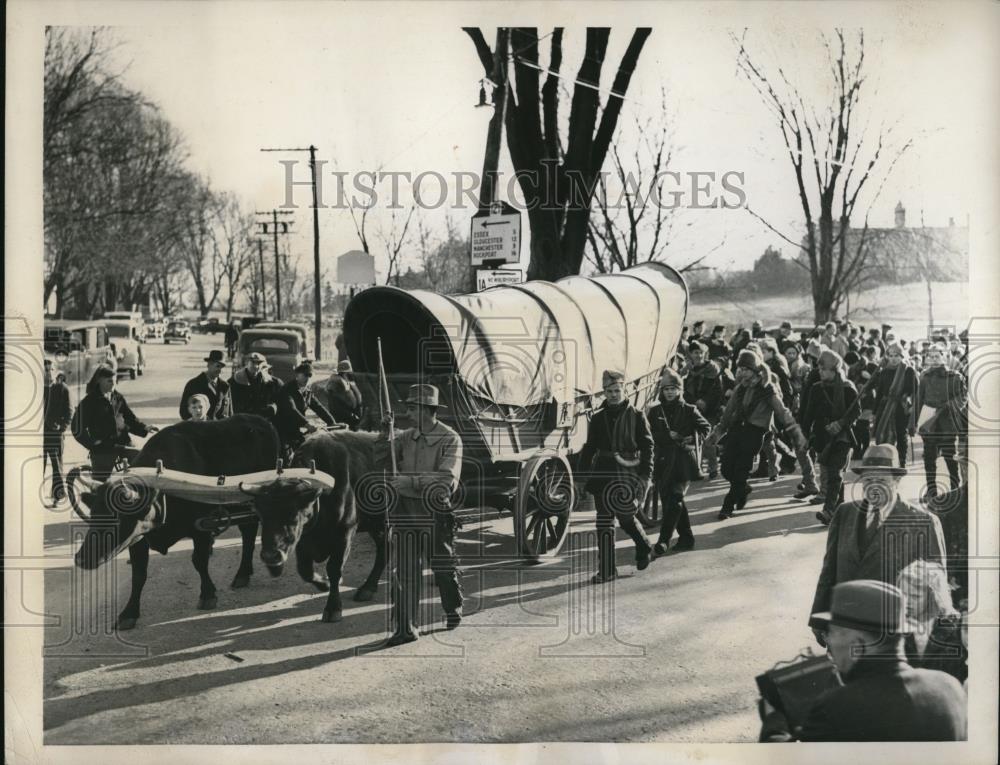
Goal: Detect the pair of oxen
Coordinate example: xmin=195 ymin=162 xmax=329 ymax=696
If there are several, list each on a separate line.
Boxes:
xmin=73 ymin=414 xmax=389 ymax=631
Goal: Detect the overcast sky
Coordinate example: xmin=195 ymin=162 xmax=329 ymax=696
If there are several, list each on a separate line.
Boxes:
xmin=45 ymin=2 xmax=997 ymax=281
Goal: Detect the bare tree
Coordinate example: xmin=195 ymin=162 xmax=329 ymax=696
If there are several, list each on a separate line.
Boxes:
xmin=465 ymin=27 xmax=652 ymax=281
xmin=414 ymin=213 xmax=473 ymax=294
xmin=733 ymin=29 xmax=912 ymax=322
xmin=376 ymin=205 xmax=416 ymax=286
xmin=585 ymin=86 xmax=677 ymax=273
xmin=212 ymin=192 xmax=255 ymax=320
xmin=175 ymin=177 xmax=227 ymax=316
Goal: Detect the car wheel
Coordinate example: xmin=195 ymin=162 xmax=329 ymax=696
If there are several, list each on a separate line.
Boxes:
xmin=137 ymin=366 xmax=144 ymax=377
xmin=130 ymin=369 xmax=137 ymax=380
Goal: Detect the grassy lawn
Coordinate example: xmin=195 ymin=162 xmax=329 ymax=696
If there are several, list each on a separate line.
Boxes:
xmin=688 ymin=280 xmax=969 ymax=340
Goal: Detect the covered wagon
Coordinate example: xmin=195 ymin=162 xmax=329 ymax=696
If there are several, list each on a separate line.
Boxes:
xmin=342 ymin=262 xmax=689 ymax=560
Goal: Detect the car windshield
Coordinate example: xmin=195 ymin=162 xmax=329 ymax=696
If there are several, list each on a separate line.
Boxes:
xmin=44 ymin=330 xmax=73 ymax=353
xmin=107 ymin=326 xmax=131 ymax=338
xmin=248 ymin=337 xmax=294 ymax=353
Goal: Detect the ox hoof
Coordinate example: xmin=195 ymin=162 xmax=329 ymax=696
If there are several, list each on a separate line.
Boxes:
xmin=353 ymin=587 xmax=377 ymax=602
xmin=115 ymin=616 xmax=138 ymax=631
xmin=231 ymin=574 xmax=251 ymax=589
xmin=321 ymin=609 xmax=343 ymax=623
xmin=197 ymin=596 xmax=218 ymax=610
xmin=310 ymin=576 xmax=330 ymax=592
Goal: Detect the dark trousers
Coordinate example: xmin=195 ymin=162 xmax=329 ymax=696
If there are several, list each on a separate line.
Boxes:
xmin=42 ymin=431 xmax=66 ymax=500
xmin=389 ymin=498 xmax=463 ymax=636
xmin=657 ymin=480 xmax=692 ymax=546
xmin=853 ymin=417 xmax=872 ymax=457
xmin=593 ymin=484 xmax=652 ymax=577
xmin=923 ymin=432 xmax=960 ymax=493
xmin=720 ymin=424 xmax=767 ymax=514
xmin=91 ymin=450 xmax=119 ymax=482
xmin=818 ymin=441 xmax=852 ymax=518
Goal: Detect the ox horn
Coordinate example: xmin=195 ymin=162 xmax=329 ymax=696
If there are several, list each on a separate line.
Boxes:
xmin=238 ymin=482 xmax=267 ymax=496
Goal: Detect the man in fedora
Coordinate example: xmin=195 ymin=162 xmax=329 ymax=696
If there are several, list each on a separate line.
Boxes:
xmin=179 ymin=349 xmax=232 ymax=420
xmin=379 ymin=383 xmax=464 ymax=646
xmin=324 ymin=359 xmax=364 ymax=430
xmin=810 ymin=443 xmax=946 ymax=645
xmin=760 ymin=580 xmax=967 ymax=741
xmin=576 ymin=369 xmax=655 ymax=583
xmin=275 ymin=361 xmax=337 ymax=457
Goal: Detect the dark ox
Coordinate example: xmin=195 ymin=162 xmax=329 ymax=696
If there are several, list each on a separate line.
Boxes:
xmin=73 ymin=414 xmax=321 ymax=630
xmin=244 ymin=429 xmax=389 ymax=623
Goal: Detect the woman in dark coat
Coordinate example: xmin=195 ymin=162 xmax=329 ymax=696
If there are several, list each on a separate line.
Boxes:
xmin=648 ymin=368 xmax=711 ymax=555
xmin=71 ymin=366 xmax=154 ymax=480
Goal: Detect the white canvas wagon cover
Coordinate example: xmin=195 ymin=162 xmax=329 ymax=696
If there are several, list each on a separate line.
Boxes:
xmin=343 ymin=262 xmax=688 ymax=407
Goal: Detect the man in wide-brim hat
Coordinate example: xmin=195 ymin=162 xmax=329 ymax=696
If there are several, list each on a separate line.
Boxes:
xmin=179 ymin=348 xmax=232 ymax=420
xmin=378 ymin=383 xmax=465 ymax=646
xmin=809 ymin=443 xmax=946 ymax=646
xmin=760 ymin=579 xmax=966 ymax=742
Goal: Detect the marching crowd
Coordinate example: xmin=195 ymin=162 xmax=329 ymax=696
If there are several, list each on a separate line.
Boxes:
xmin=43 ymin=313 xmax=972 ymax=739
xmin=572 ymin=316 xmax=970 ymax=741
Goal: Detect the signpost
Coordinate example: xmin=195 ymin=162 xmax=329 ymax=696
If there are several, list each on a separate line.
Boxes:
xmin=476 ymin=268 xmax=523 ymax=291
xmin=470 ymin=202 xmax=521 ymax=267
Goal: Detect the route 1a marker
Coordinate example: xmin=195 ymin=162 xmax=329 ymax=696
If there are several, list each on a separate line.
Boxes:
xmin=476 ymin=268 xmax=523 ymax=291
xmin=470 ymin=203 xmax=521 ymax=266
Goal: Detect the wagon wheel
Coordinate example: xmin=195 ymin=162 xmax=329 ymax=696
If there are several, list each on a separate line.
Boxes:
xmin=514 ymin=453 xmax=574 ymax=561
xmin=66 ymin=464 xmax=101 ymax=522
xmin=636 ymin=486 xmax=661 ymax=528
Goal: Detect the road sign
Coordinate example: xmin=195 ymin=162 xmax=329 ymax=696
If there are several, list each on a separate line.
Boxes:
xmin=470 ymin=204 xmax=521 ymax=266
xmin=476 ymin=268 xmax=523 ymax=292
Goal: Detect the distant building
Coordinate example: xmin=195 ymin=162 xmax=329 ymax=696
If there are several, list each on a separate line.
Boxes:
xmin=337 ymin=250 xmax=376 ymax=287
xmin=799 ymin=202 xmax=969 ymax=282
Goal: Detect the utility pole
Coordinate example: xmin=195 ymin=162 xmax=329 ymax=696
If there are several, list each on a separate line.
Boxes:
xmin=478 ymin=28 xmax=510 ymax=215
xmin=262 ymin=145 xmax=323 ymax=359
xmin=471 ymin=28 xmax=510 ymax=289
xmin=256 ymin=238 xmax=268 ymax=320
xmin=255 ymin=209 xmax=293 ymax=320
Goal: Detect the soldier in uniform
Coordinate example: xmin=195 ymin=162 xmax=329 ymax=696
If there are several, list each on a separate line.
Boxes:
xmin=706 ymin=325 xmax=732 ymax=365
xmin=757 ymin=336 xmax=797 ymax=480
xmin=871 ymin=342 xmax=919 ymax=467
xmin=709 ymin=350 xmax=806 ymax=520
xmin=380 ymin=384 xmax=464 ymax=646
xmin=577 ymin=370 xmax=655 ymax=584
xmin=683 ymin=340 xmax=726 ymax=479
xmin=916 ymin=343 xmax=967 ymax=498
xmin=648 ymin=368 xmax=711 ymax=555
xmin=799 ymin=349 xmax=860 ymax=525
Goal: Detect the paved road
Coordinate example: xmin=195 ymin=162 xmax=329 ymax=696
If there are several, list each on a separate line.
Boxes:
xmin=40 ymin=335 xmax=938 ymax=744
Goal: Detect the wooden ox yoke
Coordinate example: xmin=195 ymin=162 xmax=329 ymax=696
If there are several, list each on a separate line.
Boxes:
xmin=106 ymin=459 xmax=337 ymax=506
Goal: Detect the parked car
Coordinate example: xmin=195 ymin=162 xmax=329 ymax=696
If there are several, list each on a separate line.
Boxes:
xmin=145 ymin=319 xmax=165 ymax=340
xmin=164 ymin=320 xmax=191 ymax=344
xmin=105 ymin=319 xmax=146 ymax=379
xmin=254 ymin=322 xmax=310 ymax=356
xmin=235 ymin=328 xmax=305 ymax=384
xmin=43 ymin=320 xmax=118 ymax=387
xmin=193 ymin=316 xmax=228 ymax=334
xmin=240 ymin=316 xmax=264 ymax=330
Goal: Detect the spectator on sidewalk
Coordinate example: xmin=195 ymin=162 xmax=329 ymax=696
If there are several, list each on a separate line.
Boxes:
xmin=760 ymin=580 xmax=967 ymax=742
